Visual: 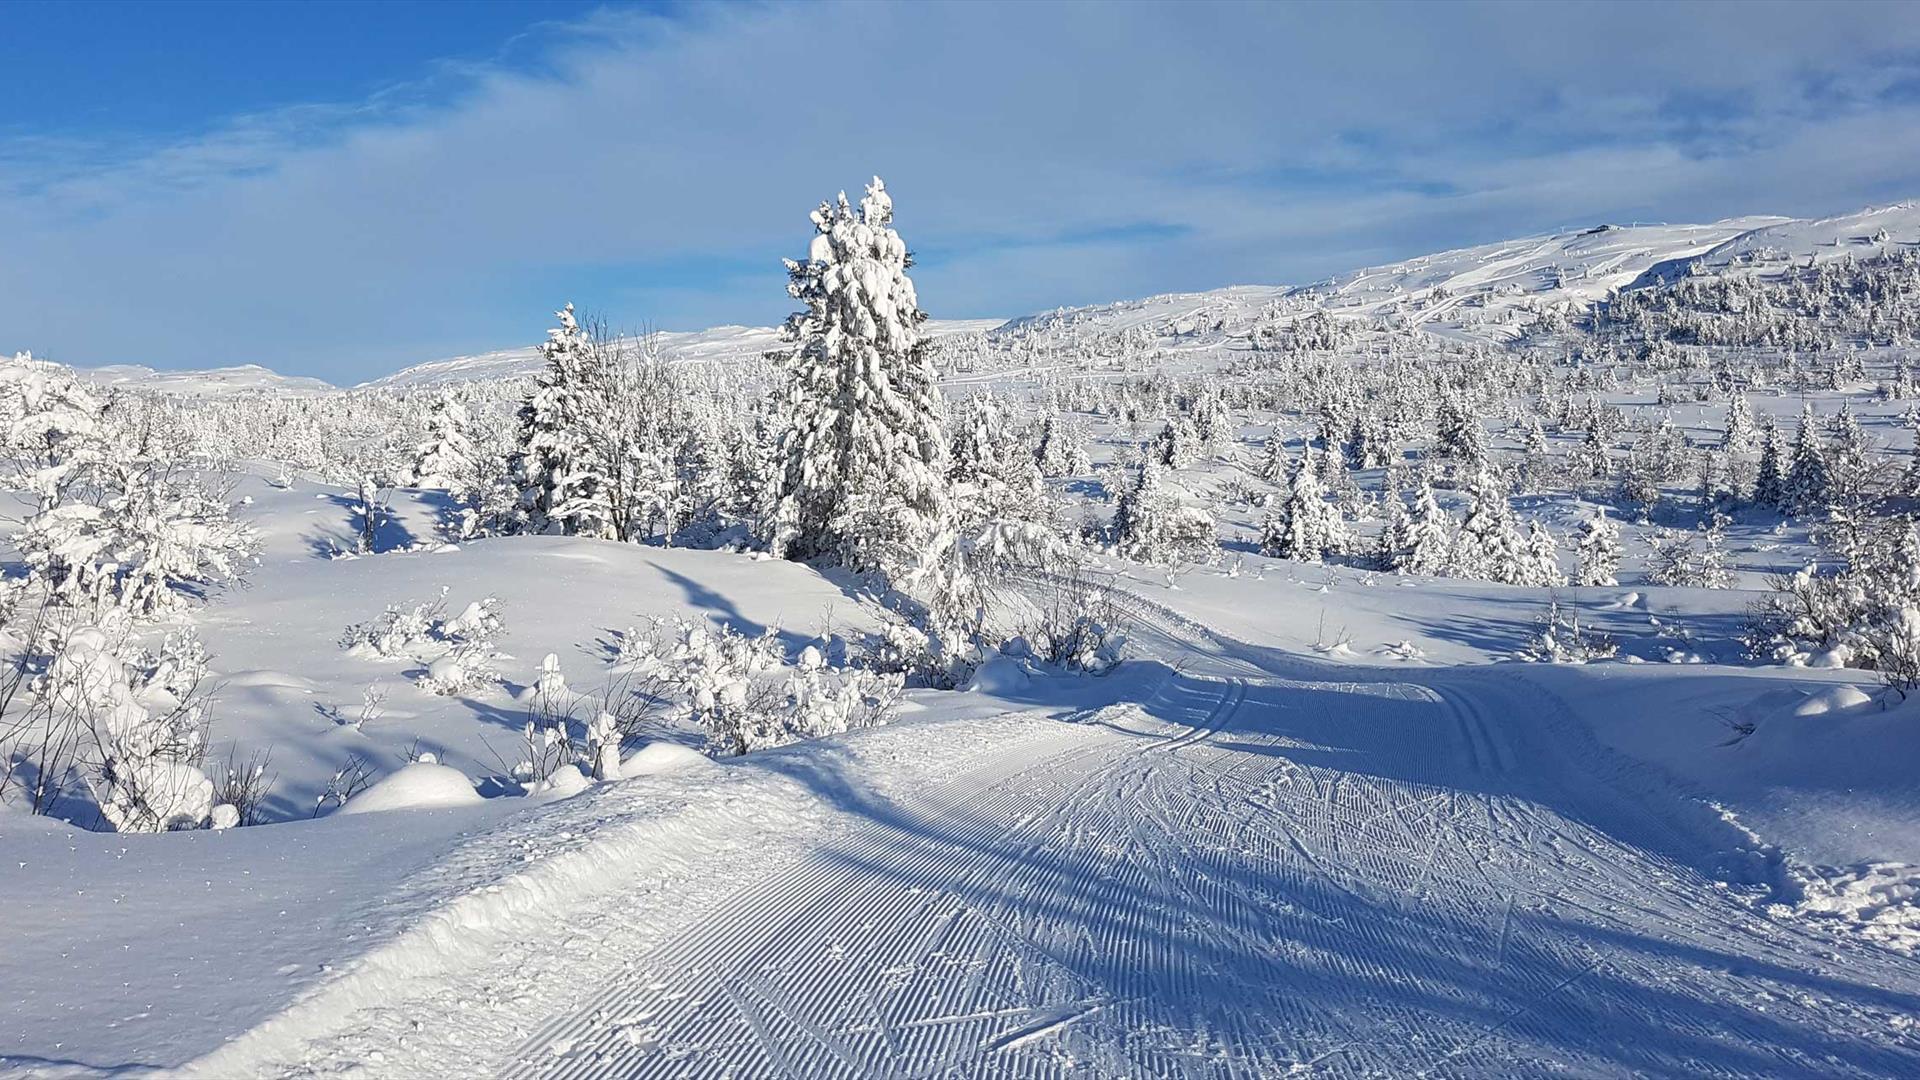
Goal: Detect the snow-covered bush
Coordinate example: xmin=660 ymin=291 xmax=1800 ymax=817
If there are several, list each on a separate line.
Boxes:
xmin=49 ymin=624 xmax=213 ymax=832
xmin=340 ymin=597 xmax=446 ymax=659
xmin=1017 ymin=586 xmax=1128 ymax=674
xmin=340 ymin=594 xmax=505 ymax=695
xmin=627 ymin=617 xmax=902 ymax=757
xmin=1519 ymin=597 xmax=1618 ymax=663
xmin=1745 ymin=520 xmax=1920 ymax=677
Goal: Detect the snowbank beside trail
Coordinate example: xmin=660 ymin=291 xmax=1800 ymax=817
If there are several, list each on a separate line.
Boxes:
xmin=0 ymin=799 xmax=513 ymax=1075
xmin=340 ymin=762 xmax=482 ymax=815
xmin=620 ymin=741 xmax=713 ymax=778
xmin=188 ymin=483 xmax=893 ymax=820
xmin=183 ymin=698 xmax=1109 ymax=1080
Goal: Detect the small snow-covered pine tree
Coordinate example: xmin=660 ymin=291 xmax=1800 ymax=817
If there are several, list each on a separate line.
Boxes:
xmin=1260 ymin=447 xmax=1346 ymax=563
xmin=1520 ymin=520 xmax=1565 ymax=587
xmin=1722 ymin=393 xmax=1755 ymax=454
xmin=1573 ymin=508 xmax=1621 ymax=587
xmin=1379 ymin=475 xmax=1455 ymax=576
xmin=1455 ymin=467 xmax=1527 ymax=583
xmin=1784 ymin=405 xmax=1831 ymax=516
xmin=410 ymin=390 xmax=475 ymax=490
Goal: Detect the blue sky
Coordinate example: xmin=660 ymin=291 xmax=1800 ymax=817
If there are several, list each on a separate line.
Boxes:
xmin=4 ymin=0 xmax=1920 ymax=383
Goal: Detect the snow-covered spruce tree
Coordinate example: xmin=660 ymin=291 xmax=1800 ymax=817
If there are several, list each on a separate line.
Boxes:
xmin=1513 ymin=418 xmax=1549 ymax=494
xmin=1113 ymin=459 xmax=1214 ymax=564
xmin=1434 ymin=395 xmax=1488 ymax=473
xmin=410 ymin=390 xmax=476 ymax=490
xmin=1572 ymin=508 xmax=1621 ymax=587
xmin=1149 ymin=416 xmax=1199 ymax=469
xmin=1520 ymin=520 xmax=1565 ymax=587
xmin=1260 ymin=446 xmax=1346 ymax=563
xmin=914 ymin=393 xmax=1067 ymax=643
xmin=1571 ymin=425 xmax=1613 ymax=490
xmin=1454 ymin=466 xmax=1528 ymax=583
xmin=1824 ymin=401 xmax=1877 ymax=515
xmin=1753 ymin=415 xmax=1786 ymax=510
xmin=762 ymin=177 xmax=947 ymax=582
xmin=948 ymin=394 xmax=1005 ymax=484
xmin=1378 ymin=474 xmax=1454 ymax=575
xmin=1033 ymin=411 xmax=1090 ymax=478
xmin=1783 ymin=405 xmax=1831 ymax=517
xmin=1697 ymin=512 xmax=1733 ymax=590
xmin=1190 ymin=380 xmax=1232 ymax=457
xmin=510 ymin=304 xmax=613 ymax=537
xmin=1258 ymin=433 xmax=1290 ymax=485
xmin=1722 ymin=392 xmax=1756 ymax=454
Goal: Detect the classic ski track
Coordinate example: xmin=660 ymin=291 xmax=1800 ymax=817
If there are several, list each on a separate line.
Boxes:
xmin=224 ymin=571 xmax=1920 ymax=1078
xmin=497 ymin=649 xmax=1920 ymax=1078
xmin=504 ymin=674 xmax=1247 ymax=1080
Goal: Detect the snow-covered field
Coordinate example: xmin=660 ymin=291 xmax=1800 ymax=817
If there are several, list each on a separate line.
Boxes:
xmin=7 ymin=197 xmax=1920 ymax=1078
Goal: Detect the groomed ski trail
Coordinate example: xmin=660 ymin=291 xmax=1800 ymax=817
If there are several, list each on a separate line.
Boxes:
xmin=189 ymin=593 xmax=1920 ymax=1079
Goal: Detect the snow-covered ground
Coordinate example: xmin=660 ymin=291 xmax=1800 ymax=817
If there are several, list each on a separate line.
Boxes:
xmin=4 ymin=481 xmax=1918 ymax=1077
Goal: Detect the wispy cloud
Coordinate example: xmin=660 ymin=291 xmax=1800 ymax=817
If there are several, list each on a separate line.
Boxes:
xmin=4 ymin=0 xmax=1920 ymax=380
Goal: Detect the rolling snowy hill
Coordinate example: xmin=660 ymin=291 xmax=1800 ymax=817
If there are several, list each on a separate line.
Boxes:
xmin=22 ymin=202 xmax=1920 ymax=395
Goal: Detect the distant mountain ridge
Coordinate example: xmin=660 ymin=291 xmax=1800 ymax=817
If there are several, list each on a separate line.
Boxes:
xmin=47 ymin=202 xmax=1920 ymax=395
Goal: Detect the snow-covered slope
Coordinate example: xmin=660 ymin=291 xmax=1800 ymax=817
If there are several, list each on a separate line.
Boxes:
xmin=24 ymin=202 xmax=1920 ymax=393
xmin=77 ymin=363 xmax=335 ymax=397
xmin=362 ymin=319 xmax=1003 ymax=390
xmin=1300 ymin=217 xmax=1784 ymax=334
xmin=1631 ymin=201 xmax=1920 ymax=287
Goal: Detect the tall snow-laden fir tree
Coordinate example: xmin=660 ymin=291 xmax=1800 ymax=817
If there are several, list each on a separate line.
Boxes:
xmin=1573 ymin=507 xmax=1621 ymax=587
xmin=511 ymin=304 xmax=611 ymax=537
xmin=1379 ymin=474 xmax=1454 ymax=576
xmin=1260 ymin=446 xmax=1346 ymax=563
xmin=1784 ymin=405 xmax=1831 ymax=516
xmin=410 ymin=390 xmax=476 ymax=490
xmin=1753 ymin=416 xmax=1786 ymax=509
xmin=763 ymin=177 xmax=947 ymax=581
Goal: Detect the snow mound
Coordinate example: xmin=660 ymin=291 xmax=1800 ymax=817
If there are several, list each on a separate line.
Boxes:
xmin=620 ymin=742 xmax=714 ymax=779
xmin=339 ymin=762 xmax=482 ymax=815
xmin=528 ymin=764 xmax=592 ymax=799
xmin=966 ymin=654 xmax=1032 ymax=694
xmin=1789 ymin=684 xmax=1874 ymax=718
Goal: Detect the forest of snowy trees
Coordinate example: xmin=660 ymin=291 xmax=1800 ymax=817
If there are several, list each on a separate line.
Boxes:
xmin=4 ymin=184 xmax=1920 ymax=834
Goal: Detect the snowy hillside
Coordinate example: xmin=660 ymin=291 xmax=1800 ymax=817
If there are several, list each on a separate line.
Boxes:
xmin=365 ymin=319 xmax=1003 ymax=389
xmin=77 ymin=363 xmax=336 ymax=397
xmin=1299 ymin=216 xmax=1785 ymax=338
xmin=1633 ymin=202 xmax=1920 ymax=286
